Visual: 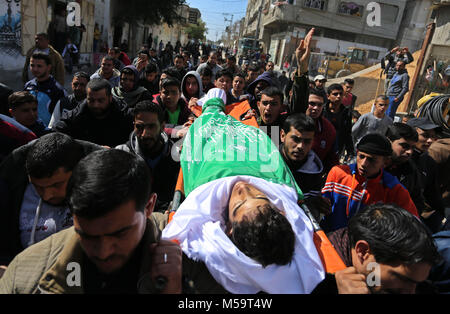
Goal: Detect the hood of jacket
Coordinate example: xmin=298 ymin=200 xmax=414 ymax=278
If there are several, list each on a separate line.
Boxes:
xmin=96 ymin=67 xmax=121 ymax=79
xmin=181 ymin=71 xmax=204 ymax=101
xmin=247 ymin=71 xmax=275 ymax=96
xmin=296 ymin=150 xmax=324 ymax=175
xmin=126 ymin=129 xmax=170 ymax=159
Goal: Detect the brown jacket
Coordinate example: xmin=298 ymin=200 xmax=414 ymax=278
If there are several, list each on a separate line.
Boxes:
xmin=0 ymin=213 xmax=226 ymax=294
xmin=22 ymin=45 xmax=65 ymax=86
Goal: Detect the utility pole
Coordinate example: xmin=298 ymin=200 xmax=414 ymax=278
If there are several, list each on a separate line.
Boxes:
xmin=223 ymin=13 xmax=234 ymax=47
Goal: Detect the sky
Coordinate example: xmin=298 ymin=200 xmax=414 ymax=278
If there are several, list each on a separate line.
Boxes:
xmin=186 ymin=0 xmax=248 ymax=42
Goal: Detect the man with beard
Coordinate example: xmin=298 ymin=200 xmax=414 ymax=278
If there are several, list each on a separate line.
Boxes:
xmin=279 ymin=113 xmax=331 ymax=221
xmin=51 ymin=72 xmax=90 ymax=126
xmin=24 ymin=53 xmax=67 ymax=128
xmin=112 ymin=66 xmax=152 ymax=110
xmin=116 ymin=101 xmax=180 ymax=212
xmin=54 ymin=79 xmax=133 ymax=147
xmin=0 ymin=133 xmax=103 ymax=266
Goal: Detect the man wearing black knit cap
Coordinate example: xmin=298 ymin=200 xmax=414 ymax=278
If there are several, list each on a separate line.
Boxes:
xmin=321 ymin=133 xmax=419 ymax=232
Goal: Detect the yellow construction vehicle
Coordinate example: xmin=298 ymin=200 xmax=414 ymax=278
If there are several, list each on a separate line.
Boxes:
xmin=318 ymin=47 xmax=369 ymax=78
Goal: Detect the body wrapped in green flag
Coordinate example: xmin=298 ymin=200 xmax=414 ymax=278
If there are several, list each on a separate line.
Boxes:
xmin=180 ymin=96 xmax=303 ymax=200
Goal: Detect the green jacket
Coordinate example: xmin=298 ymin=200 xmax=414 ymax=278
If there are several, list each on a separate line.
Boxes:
xmin=22 ymin=45 xmax=65 ymax=86
xmin=0 ymin=214 xmax=225 ymax=294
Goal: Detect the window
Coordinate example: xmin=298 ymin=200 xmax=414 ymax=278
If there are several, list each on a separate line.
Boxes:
xmin=303 ymin=0 xmax=327 ymax=11
xmin=338 ymin=2 xmax=364 ymax=17
xmin=368 ymin=50 xmax=379 ymax=60
xmin=379 ymin=3 xmax=399 ymax=23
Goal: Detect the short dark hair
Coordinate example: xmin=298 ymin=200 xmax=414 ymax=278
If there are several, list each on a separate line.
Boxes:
xmin=26 ymin=133 xmax=85 ymax=179
xmin=162 ymin=66 xmax=183 ymax=81
xmin=36 ymin=32 xmax=48 ymax=39
xmin=67 ymin=149 xmax=152 ymax=219
xmin=73 ymin=71 xmax=90 ymax=82
xmin=144 ymin=62 xmax=159 ymax=74
xmin=138 ymin=49 xmax=149 ymax=57
xmin=31 ymin=52 xmax=51 ymax=65
xmin=344 ymin=78 xmax=354 ymax=85
xmin=260 ymin=86 xmax=284 ymax=104
xmin=230 ymin=203 xmax=295 ymax=267
xmin=233 ymin=72 xmax=246 ymax=80
xmin=327 ymin=83 xmax=344 ymax=95
xmin=282 ymin=113 xmax=315 ymax=134
xmin=309 ymin=88 xmax=325 ymax=102
xmin=111 ymin=47 xmax=121 ymax=53
xmin=352 ymin=110 xmax=361 ymax=120
xmin=161 ymin=77 xmax=181 ymax=91
xmin=174 ymin=54 xmax=184 ymax=60
xmin=102 ymin=55 xmax=115 ymax=63
xmin=227 ymin=55 xmax=236 ymax=62
xmin=248 ymin=65 xmax=259 ymax=73
xmin=385 ymin=122 xmax=418 ymax=142
xmin=133 ymin=100 xmax=164 ymax=124
xmin=375 ymin=95 xmax=389 ymax=102
xmin=87 ymin=78 xmax=112 ymax=96
xmin=198 ymin=66 xmax=212 ymax=77
xmin=8 ymin=91 xmax=37 ymax=110
xmin=215 ymin=69 xmax=233 ymax=81
xmin=121 ymin=67 xmax=135 ymax=77
xmin=348 ymin=203 xmax=441 ymax=266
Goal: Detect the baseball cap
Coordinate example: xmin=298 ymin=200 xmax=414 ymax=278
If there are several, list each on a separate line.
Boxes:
xmin=406 ymin=117 xmax=439 ymax=130
xmin=314 ymin=75 xmax=326 ymax=81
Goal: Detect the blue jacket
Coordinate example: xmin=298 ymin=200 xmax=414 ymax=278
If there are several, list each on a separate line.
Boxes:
xmin=24 ymin=76 xmax=67 ymax=126
xmin=387 ymin=69 xmax=409 ymax=99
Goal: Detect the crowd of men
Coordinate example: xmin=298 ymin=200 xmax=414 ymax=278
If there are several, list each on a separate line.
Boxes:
xmin=0 ymin=29 xmax=449 ymax=294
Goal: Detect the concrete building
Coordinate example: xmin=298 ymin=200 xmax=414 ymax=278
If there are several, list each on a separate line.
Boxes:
xmin=242 ymin=0 xmax=433 ymax=72
xmin=108 ymin=2 xmax=201 ymax=57
xmin=1 ymin=0 xmax=95 ymax=91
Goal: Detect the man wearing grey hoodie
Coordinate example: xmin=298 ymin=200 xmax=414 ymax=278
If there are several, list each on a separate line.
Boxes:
xmin=112 ymin=65 xmax=153 ymax=110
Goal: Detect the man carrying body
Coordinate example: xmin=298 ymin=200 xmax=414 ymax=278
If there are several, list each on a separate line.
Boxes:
xmin=116 ymin=101 xmax=180 ymax=212
xmin=22 ymin=33 xmax=65 ymax=86
xmin=0 ymin=133 xmax=102 ymax=266
xmin=0 ymin=149 xmax=223 ymax=293
xmin=280 ymin=113 xmax=331 ymax=221
xmin=316 ymin=203 xmax=440 ymax=294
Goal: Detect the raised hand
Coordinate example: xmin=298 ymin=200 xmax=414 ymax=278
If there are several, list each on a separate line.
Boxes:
xmin=296 ymin=28 xmax=315 ymax=75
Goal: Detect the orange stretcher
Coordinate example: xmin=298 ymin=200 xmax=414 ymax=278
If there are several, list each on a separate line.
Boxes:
xmin=169 ymin=100 xmax=346 ymax=274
